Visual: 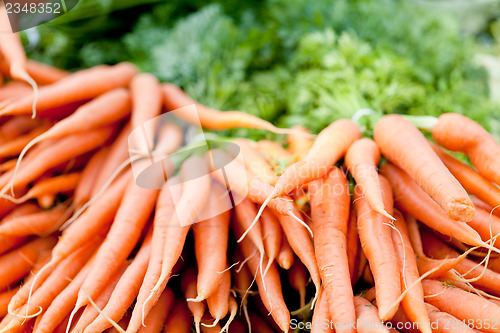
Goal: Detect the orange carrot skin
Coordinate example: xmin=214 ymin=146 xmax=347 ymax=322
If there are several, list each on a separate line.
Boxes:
xmin=162 ymin=300 xmax=193 ymax=333
xmin=431 ymin=142 xmax=500 ymax=210
xmin=206 ymin=270 xmax=230 ymax=321
xmin=138 ymin=288 xmax=174 ymax=333
xmin=466 ymin=206 xmax=500 ymax=244
xmin=0 ymin=125 xmax=49 ymax=158
xmin=181 ymin=267 xmax=205 ymax=330
xmin=380 ymin=162 xmax=484 ymax=248
xmin=288 ymin=125 xmax=313 ymax=162
xmin=311 ymin=289 xmax=334 ymax=333
xmin=274 ymin=119 xmax=360 ymax=196
xmin=0 ymin=287 xmax=18 ymax=317
xmin=433 ymin=113 xmax=500 ymax=187
xmin=261 ymin=208 xmax=282 ymax=264
xmin=277 ymin=234 xmax=294 ymax=270
xmin=74 ymin=148 xmax=108 ymax=208
xmin=288 ymin=260 xmax=308 ymax=308
xmin=391 ymin=211 xmax=432 ymax=333
xmin=374 ymin=114 xmax=474 ymax=222
xmin=234 ymin=138 xmax=277 ymax=185
xmin=353 ymin=296 xmax=390 ymax=333
xmin=346 ymin=206 xmax=361 ymax=285
xmin=310 ymin=167 xmax=355 ymax=333
xmin=24 ymin=60 xmax=69 ymax=85
xmin=422 ymin=279 xmax=500 ymax=333
xmin=354 ymin=176 xmax=401 ymax=321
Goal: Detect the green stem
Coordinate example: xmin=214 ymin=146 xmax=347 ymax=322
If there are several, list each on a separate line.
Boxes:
xmin=401 ymin=115 xmax=438 ymax=132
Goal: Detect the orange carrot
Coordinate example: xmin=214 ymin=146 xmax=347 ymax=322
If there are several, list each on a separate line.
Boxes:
xmin=391 ymin=210 xmax=432 ymax=333
xmin=470 ymin=196 xmax=500 ymax=218
xmin=261 ymin=208 xmax=282 ymax=270
xmin=0 ymin=125 xmax=50 ymax=158
xmin=0 ymin=287 xmax=19 ymax=317
xmin=256 ymin=140 xmax=293 ymax=165
xmin=0 ymin=117 xmax=40 ymax=143
xmin=0 ymin=60 xmax=68 ymax=85
xmin=380 ymin=162 xmax=488 ymax=249
xmin=288 ymin=261 xmax=308 ymax=309
xmin=432 ymin=113 xmax=500 ymax=187
xmin=0 ymin=204 xmax=68 ymax=236
xmin=0 ymin=81 xmax=31 ymax=103
xmin=374 ymin=114 xmax=473 ymax=222
xmin=288 ymin=125 xmax=313 ymax=162
xmin=126 ymin=180 xmax=182 ymax=333
xmin=354 ymin=175 xmax=400 ymax=321
xmin=311 ymin=289 xmax=334 ymax=333
xmin=137 ymin=288 xmax=174 ymax=333
xmin=309 ymin=167 xmax=355 ymax=332
xmin=346 ymin=206 xmax=361 ymax=284
xmin=233 ymin=138 xmax=277 ymax=185
xmin=0 ymin=237 xmax=56 ymax=291
xmin=277 ymin=234 xmax=294 ymax=270
xmin=130 ymin=73 xmax=162 ymax=132
xmin=466 ymin=207 xmax=500 ymax=245
xmin=425 ymin=303 xmax=477 ymax=333
xmin=205 ymin=270 xmax=230 ymax=326
xmin=354 ymin=296 xmax=390 ymax=333
xmin=0 ymin=63 xmax=137 ymax=117
xmin=192 ymin=183 xmax=230 ymax=301
xmin=162 ymin=300 xmax=192 ymax=333
xmin=422 ymin=279 xmax=500 ymax=333
xmin=83 ymin=230 xmax=154 ymax=333
xmin=431 ymin=142 xmax=500 ymax=211
xmin=162 ymin=83 xmax=290 ymax=134
xmin=183 ymin=268 xmax=206 ymax=333
xmin=74 ymin=149 xmax=107 ymax=209
xmin=345 ymin=138 xmax=392 ymax=219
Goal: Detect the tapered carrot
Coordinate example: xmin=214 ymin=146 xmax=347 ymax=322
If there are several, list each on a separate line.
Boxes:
xmin=0 ymin=127 xmax=115 ymax=195
xmin=470 ymin=196 xmax=500 ymax=218
xmin=1 ymin=201 xmax=38 ymax=221
xmin=422 ymin=279 xmax=500 ymax=333
xmin=0 ymin=287 xmax=19 ymax=317
xmin=205 ymin=270 xmax=230 ymax=327
xmin=391 ymin=211 xmax=432 ymax=333
xmin=24 ymin=60 xmax=69 ymax=85
xmin=0 ymin=125 xmax=50 ymax=158
xmin=0 ymin=63 xmax=137 ymax=117
xmin=0 ymin=81 xmax=31 ymax=104
xmin=183 ymin=268 xmax=205 ymax=333
xmin=277 ymin=233 xmax=294 ymax=270
xmin=71 ymin=263 xmax=129 ymax=333
xmin=354 ymin=296 xmax=390 ymax=333
xmin=233 ymin=138 xmax=277 ymax=185
xmin=0 ymin=204 xmax=68 ymax=236
xmin=139 ymin=156 xmax=211 ymax=330
xmin=374 ymin=115 xmax=473 ymax=222
xmin=83 ymin=230 xmax=154 ymax=333
xmin=346 ymin=206 xmax=361 ymax=284
xmin=256 ymin=140 xmax=293 ymax=166
xmin=162 ymin=300 xmax=192 ymax=333
xmin=465 ymin=207 xmax=500 ymax=244
xmin=0 ymin=237 xmax=56 ymax=291
xmin=311 ymin=289 xmax=334 ymax=333
xmin=137 ymin=288 xmax=174 ymax=333
xmin=309 ymin=167 xmax=355 ymax=332
xmin=162 ymin=83 xmax=291 ymax=134
xmin=354 ymin=175 xmax=400 ymax=320
xmin=261 ymin=208 xmax=282 ymax=271
xmin=288 ymin=125 xmax=313 ymax=162
xmin=232 ymin=219 xmax=290 ymax=332
xmin=33 ymin=256 xmax=95 ymax=333
xmin=380 ymin=163 xmax=489 ymax=249
xmin=0 ymin=117 xmax=40 ymax=143
xmin=0 ymin=5 xmax=39 ymax=118
xmin=69 ymin=177 xmax=159 ymax=324
xmin=74 ymin=149 xmax=107 ymax=209
xmin=288 ymin=261 xmax=308 ymax=309
xmin=425 ymin=303 xmax=477 ymax=333
xmin=192 ymin=183 xmax=230 ymax=301
xmin=126 ymin=180 xmax=182 ymax=333
xmin=345 ymin=138 xmax=392 ymax=219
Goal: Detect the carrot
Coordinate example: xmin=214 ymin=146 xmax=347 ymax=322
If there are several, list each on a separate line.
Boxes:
xmin=311 ymin=289 xmax=334 ymax=333
xmin=0 ymin=5 xmax=39 ymax=118
xmin=24 ymin=60 xmax=69 ymax=85
xmin=425 ymin=303 xmax=478 ymax=333
xmin=69 ymin=177 xmax=159 ymax=323
xmin=431 ymin=142 xmax=500 ymax=211
xmin=346 ymin=206 xmax=361 ymax=284
xmin=353 ymin=296 xmax=390 ymax=333
xmin=345 ymin=138 xmax=392 ymax=219
xmin=465 ymin=207 xmax=500 ymax=245
xmin=288 ymin=261 xmax=308 ymax=309
xmin=256 ymin=140 xmax=293 ymax=166
xmin=73 ymin=149 xmax=107 ymax=209
xmin=380 ymin=162 xmax=489 ymax=249
xmin=130 ymin=72 xmax=162 ymax=137
xmin=470 ymin=196 xmax=500 ymax=218
xmin=0 ymin=127 xmax=115 ymax=195
xmin=125 ymin=179 xmax=182 ymax=333
xmin=0 ymin=287 xmax=19 ymax=318
xmin=0 ymin=81 xmax=31 ymax=103
xmin=137 ymin=288 xmax=174 ymax=333
xmin=162 ymin=83 xmax=291 ymax=134
xmin=33 ymin=256 xmax=95 ymax=333
xmin=309 ymin=167 xmax=355 ymax=332
xmin=0 ymin=237 xmax=56 ymax=291
xmin=432 ymin=113 xmax=500 ymax=186
xmin=0 ymin=125 xmax=50 ymax=158
xmin=71 ymin=263 xmax=129 ymax=333
xmin=0 ymin=63 xmax=137 ymax=117
xmin=277 ymin=234 xmax=294 ymax=270
xmin=391 ymin=211 xmax=432 ymax=333
xmin=205 ymin=270 xmax=230 ymax=326
xmin=139 ymin=156 xmax=211 ymax=329
xmin=192 ymin=183 xmax=230 ymax=301
xmin=162 ymin=300 xmax=192 ymax=333
xmin=261 ymin=208 xmax=282 ymax=270
xmin=232 ymin=218 xmax=290 ymax=332
xmin=354 ymin=175 xmax=401 ymax=321
xmin=273 ymin=207 xmax=321 ymax=306
xmin=0 ymin=204 xmax=68 ymax=236
xmin=233 ymin=138 xmax=277 ymax=185
xmin=0 ymin=117 xmax=40 ymax=144
xmin=83 ymin=230 xmax=154 ymax=333
xmin=422 ymin=279 xmax=500 ymax=333
xmin=288 ymin=125 xmax=313 ymax=162
xmin=183 ymin=268 xmax=206 ymax=333
xmin=374 ymin=114 xmax=473 ymax=222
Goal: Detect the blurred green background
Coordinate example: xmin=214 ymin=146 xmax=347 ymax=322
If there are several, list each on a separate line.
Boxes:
xmin=24 ymin=0 xmax=500 ymax=139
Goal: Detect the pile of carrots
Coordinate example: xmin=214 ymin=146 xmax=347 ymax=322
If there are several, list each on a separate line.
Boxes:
xmin=1 ymin=23 xmax=500 ymax=333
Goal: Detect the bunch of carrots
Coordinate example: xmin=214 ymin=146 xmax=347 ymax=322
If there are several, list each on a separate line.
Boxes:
xmin=2 ymin=22 xmax=500 ymax=333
